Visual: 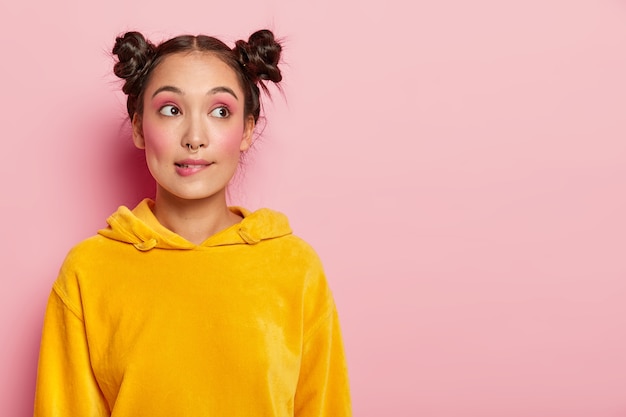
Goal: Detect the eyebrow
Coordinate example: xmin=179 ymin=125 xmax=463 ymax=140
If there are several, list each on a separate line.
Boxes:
xmin=151 ymin=85 xmax=239 ymax=100
xmin=209 ymin=86 xmax=239 ymax=100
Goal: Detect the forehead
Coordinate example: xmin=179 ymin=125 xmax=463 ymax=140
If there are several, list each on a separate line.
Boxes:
xmin=146 ymin=51 xmax=242 ymax=93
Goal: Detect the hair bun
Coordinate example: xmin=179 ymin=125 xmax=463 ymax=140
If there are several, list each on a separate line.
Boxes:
xmin=235 ymin=29 xmax=282 ymax=84
xmin=112 ymin=31 xmax=155 ymax=95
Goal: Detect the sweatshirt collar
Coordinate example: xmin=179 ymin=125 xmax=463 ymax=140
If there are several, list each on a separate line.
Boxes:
xmin=98 ymin=198 xmax=292 ymax=251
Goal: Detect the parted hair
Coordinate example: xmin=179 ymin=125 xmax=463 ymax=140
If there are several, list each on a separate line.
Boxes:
xmin=112 ymin=29 xmax=282 ymax=123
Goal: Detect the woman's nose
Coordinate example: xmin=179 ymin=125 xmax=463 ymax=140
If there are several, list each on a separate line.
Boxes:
xmin=182 ymin=115 xmax=209 ymax=152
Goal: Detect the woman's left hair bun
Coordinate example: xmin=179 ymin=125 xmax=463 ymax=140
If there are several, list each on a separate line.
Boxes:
xmin=234 ymin=29 xmax=283 ymax=84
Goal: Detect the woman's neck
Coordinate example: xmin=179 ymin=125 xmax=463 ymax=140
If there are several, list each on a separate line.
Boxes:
xmin=151 ymin=188 xmax=242 ymax=245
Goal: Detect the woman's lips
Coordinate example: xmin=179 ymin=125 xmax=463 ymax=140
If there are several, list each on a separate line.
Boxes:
xmin=174 ymin=159 xmax=212 ymax=176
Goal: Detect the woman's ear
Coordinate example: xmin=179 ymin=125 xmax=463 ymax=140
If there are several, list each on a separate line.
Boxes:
xmin=240 ymin=115 xmax=255 ymax=152
xmin=131 ymin=113 xmax=146 ymax=150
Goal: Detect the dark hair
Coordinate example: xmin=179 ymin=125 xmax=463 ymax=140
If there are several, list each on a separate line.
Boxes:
xmin=112 ymin=29 xmax=282 ymax=123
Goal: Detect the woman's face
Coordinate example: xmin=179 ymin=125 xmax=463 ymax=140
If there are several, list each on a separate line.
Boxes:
xmin=132 ymin=51 xmax=254 ymax=203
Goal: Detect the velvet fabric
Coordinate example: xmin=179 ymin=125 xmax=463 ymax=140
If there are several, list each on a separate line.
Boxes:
xmin=34 ymin=199 xmax=351 ymax=416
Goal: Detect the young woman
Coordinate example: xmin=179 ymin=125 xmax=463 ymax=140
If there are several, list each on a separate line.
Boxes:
xmin=33 ymin=29 xmax=351 ymax=417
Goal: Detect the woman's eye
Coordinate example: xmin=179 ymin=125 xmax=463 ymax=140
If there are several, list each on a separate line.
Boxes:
xmin=159 ymin=105 xmax=180 ymax=116
xmin=210 ymin=107 xmax=230 ymax=118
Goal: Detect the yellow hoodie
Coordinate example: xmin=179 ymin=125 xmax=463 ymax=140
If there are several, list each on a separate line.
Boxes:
xmin=34 ymin=199 xmax=351 ymax=417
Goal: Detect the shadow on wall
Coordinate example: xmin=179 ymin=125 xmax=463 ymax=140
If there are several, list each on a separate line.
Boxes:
xmin=50 ymin=96 xmax=156 ymax=229
xmin=107 ymin=120 xmax=155 ymax=207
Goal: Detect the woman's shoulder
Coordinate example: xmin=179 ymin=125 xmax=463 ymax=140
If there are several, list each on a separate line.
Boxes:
xmin=50 ymin=235 xmax=110 ymax=313
xmin=238 ymin=206 xmax=322 ymax=257
xmin=63 ymin=234 xmax=117 ymax=263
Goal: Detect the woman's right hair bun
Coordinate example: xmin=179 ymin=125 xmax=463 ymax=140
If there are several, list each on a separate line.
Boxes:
xmin=112 ymin=31 xmax=156 ymax=95
xmin=235 ymin=29 xmax=282 ymax=84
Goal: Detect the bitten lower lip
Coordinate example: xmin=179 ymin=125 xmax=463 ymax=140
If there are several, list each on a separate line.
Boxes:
xmin=174 ymin=159 xmax=212 ymax=177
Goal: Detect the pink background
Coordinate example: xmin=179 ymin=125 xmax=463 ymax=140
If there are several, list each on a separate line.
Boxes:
xmin=1 ymin=0 xmax=625 ymax=416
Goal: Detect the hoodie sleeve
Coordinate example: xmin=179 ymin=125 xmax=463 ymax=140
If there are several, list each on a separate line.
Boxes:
xmin=34 ymin=283 xmax=109 ymax=417
xmin=294 ymin=264 xmax=352 ymax=417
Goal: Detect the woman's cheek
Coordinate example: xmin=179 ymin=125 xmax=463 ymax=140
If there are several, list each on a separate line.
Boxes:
xmin=220 ymin=121 xmax=246 ymax=152
xmin=143 ymin=120 xmax=172 ymax=156
xmin=223 ymin=132 xmax=243 ymax=151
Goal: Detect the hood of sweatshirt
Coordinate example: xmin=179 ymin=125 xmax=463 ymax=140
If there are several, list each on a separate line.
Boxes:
xmin=98 ymin=199 xmax=293 ymax=251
